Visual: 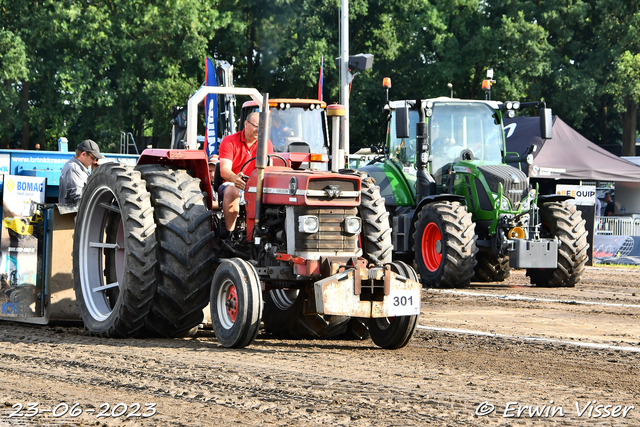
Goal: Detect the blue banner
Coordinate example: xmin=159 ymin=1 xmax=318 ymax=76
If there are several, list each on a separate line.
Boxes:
xmin=205 ymin=57 xmax=219 ymax=156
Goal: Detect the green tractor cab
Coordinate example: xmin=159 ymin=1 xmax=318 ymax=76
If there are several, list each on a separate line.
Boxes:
xmin=359 ymin=89 xmax=588 ymax=289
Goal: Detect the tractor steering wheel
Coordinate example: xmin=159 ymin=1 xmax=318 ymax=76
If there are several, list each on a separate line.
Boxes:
xmin=240 ymin=154 xmax=288 ymax=174
xmin=455 ymin=148 xmax=476 ymax=162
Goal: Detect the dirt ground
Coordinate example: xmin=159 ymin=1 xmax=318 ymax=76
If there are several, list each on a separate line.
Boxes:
xmin=0 ymin=266 xmax=638 ymax=426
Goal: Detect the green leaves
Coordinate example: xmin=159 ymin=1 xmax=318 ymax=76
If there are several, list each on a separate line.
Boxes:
xmin=2 ymin=0 xmax=640 ymax=151
xmin=0 ymin=0 xmax=224 ymax=149
xmin=0 ymin=29 xmax=27 ymax=82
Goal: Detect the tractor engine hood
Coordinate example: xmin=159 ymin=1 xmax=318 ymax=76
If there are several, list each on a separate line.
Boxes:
xmin=476 ymin=164 xmax=529 ymax=209
xmin=245 ymin=167 xmax=361 ymax=220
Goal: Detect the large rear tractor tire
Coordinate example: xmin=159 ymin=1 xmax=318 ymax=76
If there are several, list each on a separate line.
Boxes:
xmin=413 ymin=201 xmax=477 ymax=288
xmin=262 ymin=287 xmax=350 ymax=339
xmin=136 ymin=165 xmax=214 ymax=337
xmin=73 ymin=163 xmax=157 ymax=337
xmin=210 ymin=258 xmax=262 ymax=348
xmin=473 ymin=249 xmax=511 ymax=282
xmin=368 ymin=261 xmax=419 ymax=349
xmin=526 ymin=201 xmax=589 ymax=287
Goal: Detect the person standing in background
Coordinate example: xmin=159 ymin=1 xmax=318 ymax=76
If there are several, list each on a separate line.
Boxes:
xmin=59 ymin=139 xmax=104 ymax=204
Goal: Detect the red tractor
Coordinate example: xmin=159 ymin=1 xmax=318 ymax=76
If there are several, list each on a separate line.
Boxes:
xmin=72 ymin=87 xmax=421 ymax=349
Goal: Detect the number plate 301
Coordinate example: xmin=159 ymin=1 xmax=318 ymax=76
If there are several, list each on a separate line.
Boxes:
xmin=387 ymin=290 xmax=420 ymax=317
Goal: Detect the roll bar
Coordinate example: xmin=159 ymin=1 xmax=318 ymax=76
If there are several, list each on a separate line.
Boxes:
xmin=186 ymin=86 xmax=264 ymax=150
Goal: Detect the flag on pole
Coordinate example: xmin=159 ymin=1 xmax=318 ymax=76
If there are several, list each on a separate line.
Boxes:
xmin=318 ymin=56 xmax=324 ymax=101
xmin=204 ymin=57 xmax=219 ymax=156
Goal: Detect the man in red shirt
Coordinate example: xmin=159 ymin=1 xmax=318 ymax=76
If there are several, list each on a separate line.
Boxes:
xmin=218 ymin=112 xmax=273 ymax=236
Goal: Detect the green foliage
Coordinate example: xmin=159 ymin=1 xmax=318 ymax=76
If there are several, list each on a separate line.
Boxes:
xmin=0 ymin=28 xmax=27 ymax=145
xmin=0 ymin=0 xmax=224 ymax=150
xmin=1 ymin=0 xmax=640 ymax=152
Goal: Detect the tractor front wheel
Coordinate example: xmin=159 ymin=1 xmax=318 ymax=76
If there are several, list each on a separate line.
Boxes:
xmin=526 ymin=201 xmax=589 ymax=287
xmin=413 ymin=201 xmax=477 ymax=288
xmin=368 ymin=261 xmax=418 ymax=349
xmin=262 ymin=287 xmax=350 ymax=339
xmin=210 ymin=258 xmax=262 ymax=348
xmin=473 ymin=249 xmax=511 ymax=282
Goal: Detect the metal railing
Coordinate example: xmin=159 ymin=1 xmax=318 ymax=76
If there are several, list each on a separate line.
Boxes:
xmin=596 ymin=216 xmax=640 ymax=236
xmin=120 ymin=132 xmax=139 ymax=155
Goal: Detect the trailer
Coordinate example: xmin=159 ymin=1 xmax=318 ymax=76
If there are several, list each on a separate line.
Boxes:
xmin=0 ymin=149 xmax=138 ymax=325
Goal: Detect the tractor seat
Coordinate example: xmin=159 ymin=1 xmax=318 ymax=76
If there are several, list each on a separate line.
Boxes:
xmin=213 ymin=162 xmax=223 ymax=194
xmin=286 ymin=141 xmax=310 ymax=153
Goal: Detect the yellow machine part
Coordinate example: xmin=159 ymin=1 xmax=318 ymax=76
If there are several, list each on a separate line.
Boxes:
xmin=508 ymin=226 xmax=525 ymax=239
xmin=3 ymin=217 xmax=34 ymax=236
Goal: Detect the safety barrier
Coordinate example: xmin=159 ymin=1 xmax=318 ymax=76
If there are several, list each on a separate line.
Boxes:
xmin=596 ymin=216 xmax=640 ymax=236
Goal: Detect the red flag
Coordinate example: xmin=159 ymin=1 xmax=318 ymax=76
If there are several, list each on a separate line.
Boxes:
xmin=318 ymin=56 xmax=324 ymax=101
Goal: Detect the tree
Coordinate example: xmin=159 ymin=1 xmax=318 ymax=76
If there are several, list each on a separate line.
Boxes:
xmin=0 ymin=0 xmax=226 ymax=151
xmin=0 ymin=28 xmax=27 ymax=148
xmin=613 ymin=51 xmax=640 ymax=156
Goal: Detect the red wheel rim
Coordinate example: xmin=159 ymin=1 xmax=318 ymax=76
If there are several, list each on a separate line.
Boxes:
xmin=226 ymin=285 xmax=238 ymax=323
xmin=421 ymin=222 xmax=442 ymax=272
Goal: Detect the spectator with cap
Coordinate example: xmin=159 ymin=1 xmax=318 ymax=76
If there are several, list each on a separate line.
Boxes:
xmin=208 ymin=154 xmax=220 ymax=210
xmin=59 ymin=139 xmax=104 ymax=204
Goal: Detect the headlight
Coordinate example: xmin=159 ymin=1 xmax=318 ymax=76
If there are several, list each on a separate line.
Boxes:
xmin=513 ymin=101 xmax=520 ymax=110
xmin=506 ymin=101 xmax=513 ymax=110
xmin=526 ymin=153 xmax=534 ymax=164
xmin=500 ymin=197 xmax=510 ymax=211
xmin=298 ymin=215 xmax=319 ymax=233
xmin=521 ymin=199 xmax=530 ymax=211
xmin=344 ymin=217 xmax=362 ymax=234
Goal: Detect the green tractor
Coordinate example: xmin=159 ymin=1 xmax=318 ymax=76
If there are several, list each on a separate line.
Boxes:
xmin=358 ymin=84 xmax=589 ymax=289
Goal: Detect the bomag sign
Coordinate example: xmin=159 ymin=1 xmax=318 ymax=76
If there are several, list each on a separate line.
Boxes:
xmin=0 ymin=175 xmax=46 ymax=321
xmin=6 ymin=178 xmax=45 ymax=195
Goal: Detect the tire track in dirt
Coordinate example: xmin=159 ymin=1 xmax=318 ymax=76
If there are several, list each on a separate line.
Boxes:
xmin=1 ymin=266 xmax=640 ymax=426
xmin=0 ymin=326 xmax=479 ymax=426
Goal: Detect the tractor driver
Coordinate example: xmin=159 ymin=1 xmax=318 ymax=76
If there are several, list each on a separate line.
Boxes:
xmin=431 ymin=121 xmax=460 ymax=158
xmin=270 ymin=114 xmax=294 ymax=152
xmin=217 ymin=112 xmax=273 ymax=238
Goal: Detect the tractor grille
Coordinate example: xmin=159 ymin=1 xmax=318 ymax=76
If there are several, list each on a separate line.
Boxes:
xmin=477 ymin=165 xmax=528 ymax=209
xmin=294 ymin=206 xmax=358 ymax=252
xmin=306 ymin=178 xmax=359 ymax=202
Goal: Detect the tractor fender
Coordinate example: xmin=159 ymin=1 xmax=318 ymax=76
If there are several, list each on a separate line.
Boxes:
xmin=358 ymin=162 xmax=415 ymax=206
xmin=415 ymin=193 xmax=466 ymax=215
xmin=136 ymin=148 xmax=214 ymax=209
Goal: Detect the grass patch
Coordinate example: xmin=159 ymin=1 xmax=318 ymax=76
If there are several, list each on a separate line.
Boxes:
xmin=592 ymin=262 xmax=640 ymax=269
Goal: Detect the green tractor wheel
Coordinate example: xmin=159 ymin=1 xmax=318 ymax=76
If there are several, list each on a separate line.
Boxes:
xmin=413 ymin=201 xmax=478 ymax=288
xmin=473 ymin=249 xmax=511 ymax=282
xmin=526 ymin=201 xmax=589 ymax=287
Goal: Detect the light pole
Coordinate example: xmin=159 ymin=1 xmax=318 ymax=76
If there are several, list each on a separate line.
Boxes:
xmin=339 ymin=0 xmax=349 ymax=167
xmin=447 ymin=83 xmax=453 ymax=98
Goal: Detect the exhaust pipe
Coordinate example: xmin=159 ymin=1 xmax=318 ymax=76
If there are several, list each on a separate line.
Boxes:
xmin=254 ymin=93 xmax=270 ymax=235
